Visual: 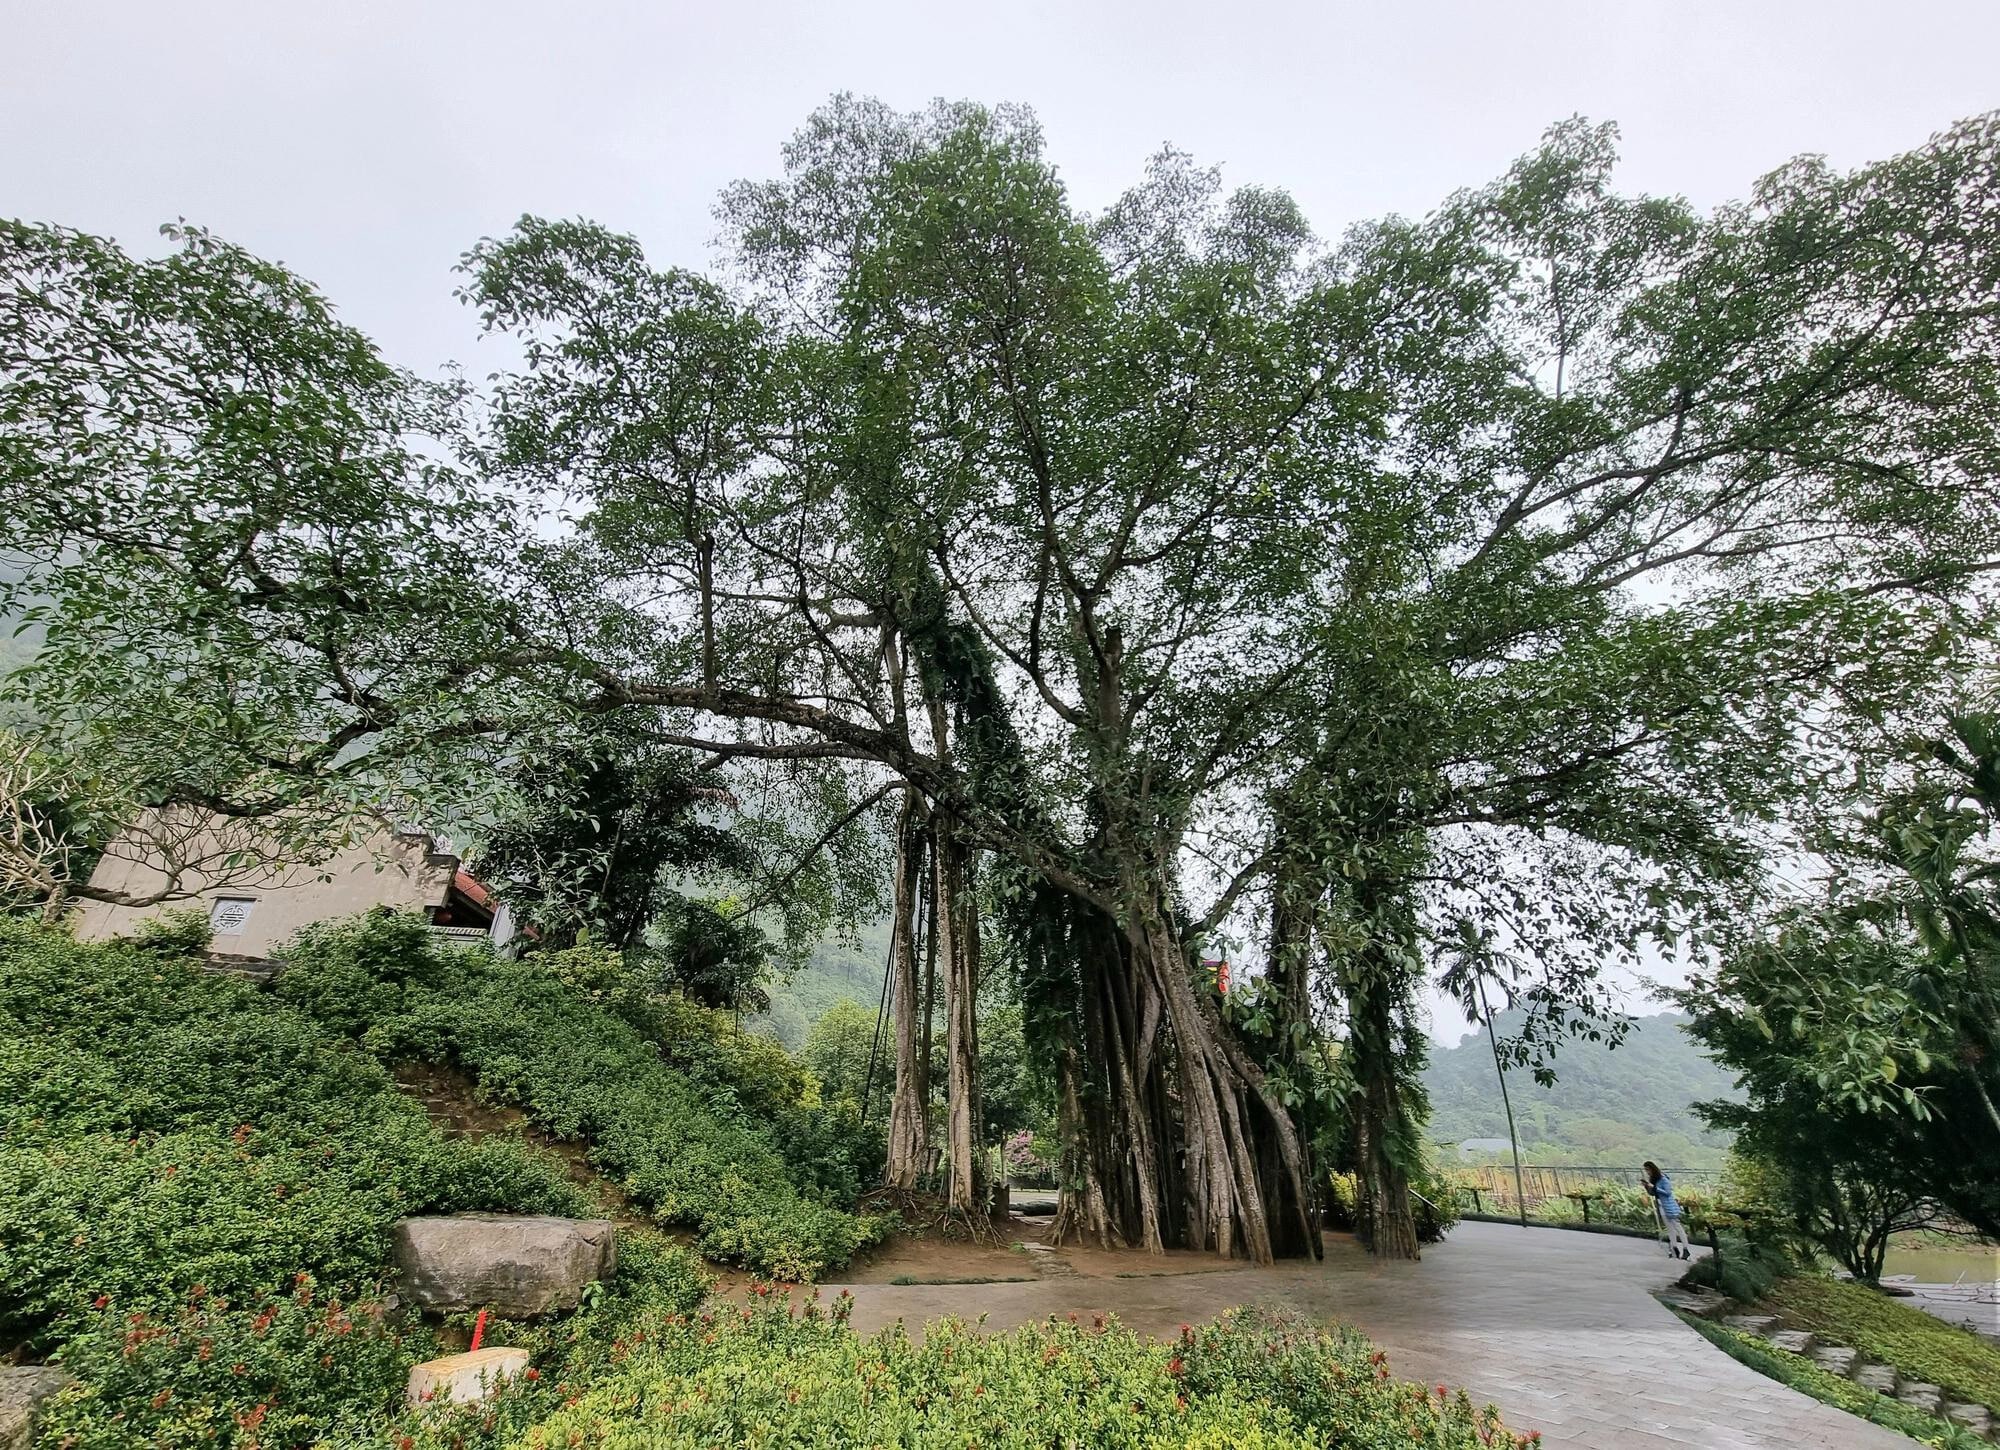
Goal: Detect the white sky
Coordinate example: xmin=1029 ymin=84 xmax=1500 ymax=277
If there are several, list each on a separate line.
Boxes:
xmin=7 ymin=0 xmax=1995 ymax=1039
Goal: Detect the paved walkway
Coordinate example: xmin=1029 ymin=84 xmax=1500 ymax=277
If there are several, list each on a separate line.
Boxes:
xmin=828 ymin=1221 xmax=1913 ymax=1449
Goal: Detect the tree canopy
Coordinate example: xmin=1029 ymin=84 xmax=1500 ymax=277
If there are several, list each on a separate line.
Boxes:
xmin=4 ymin=103 xmax=1998 ymax=1259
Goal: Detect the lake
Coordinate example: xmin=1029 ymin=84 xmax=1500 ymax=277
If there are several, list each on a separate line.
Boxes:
xmin=1880 ymin=1239 xmax=2000 ymax=1284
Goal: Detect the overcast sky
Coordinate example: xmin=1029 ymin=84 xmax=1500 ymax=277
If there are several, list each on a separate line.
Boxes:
xmin=10 ymin=0 xmax=1997 ymax=374
xmin=7 ymin=0 xmax=1996 ymax=1039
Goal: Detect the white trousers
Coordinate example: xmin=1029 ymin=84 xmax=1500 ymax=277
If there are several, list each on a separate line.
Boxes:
xmin=1663 ymin=1215 xmax=1690 ymax=1253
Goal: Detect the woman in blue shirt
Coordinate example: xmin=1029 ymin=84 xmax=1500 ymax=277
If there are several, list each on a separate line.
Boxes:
xmin=1643 ymin=1161 xmax=1692 ymax=1260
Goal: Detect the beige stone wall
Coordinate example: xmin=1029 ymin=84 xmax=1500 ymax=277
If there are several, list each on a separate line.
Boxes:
xmin=71 ymin=813 xmax=457 ymax=959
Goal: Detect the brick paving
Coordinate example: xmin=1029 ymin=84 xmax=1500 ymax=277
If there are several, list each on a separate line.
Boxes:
xmin=829 ymin=1220 xmax=1913 ymax=1449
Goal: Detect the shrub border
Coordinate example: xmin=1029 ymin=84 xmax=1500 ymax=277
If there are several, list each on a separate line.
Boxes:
xmin=1670 ymin=1308 xmax=1985 ymax=1450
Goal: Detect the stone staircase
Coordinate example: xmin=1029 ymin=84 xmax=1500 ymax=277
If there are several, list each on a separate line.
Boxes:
xmin=1660 ymin=1287 xmax=1996 ymax=1440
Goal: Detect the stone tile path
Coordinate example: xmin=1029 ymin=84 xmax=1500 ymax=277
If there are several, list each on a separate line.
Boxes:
xmin=829 ymin=1221 xmax=1913 ymax=1448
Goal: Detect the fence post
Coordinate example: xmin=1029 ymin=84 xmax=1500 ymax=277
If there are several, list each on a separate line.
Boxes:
xmin=1469 ymin=1186 xmax=1482 ymax=1215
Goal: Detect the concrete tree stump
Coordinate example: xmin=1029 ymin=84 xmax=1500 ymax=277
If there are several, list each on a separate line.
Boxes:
xmin=406 ymin=1348 xmax=531 ymax=1407
xmin=394 ymin=1214 xmax=617 ymax=1317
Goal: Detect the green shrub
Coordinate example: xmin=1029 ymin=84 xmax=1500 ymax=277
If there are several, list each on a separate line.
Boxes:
xmin=271 ymin=907 xmax=447 ymax=1036
xmin=121 ymin=906 xmax=215 ymax=957
xmin=1679 ymin=1231 xmax=1792 ymax=1303
xmin=1412 ymin=1160 xmax=1462 ymax=1244
xmin=511 ymin=1297 xmax=1532 ymax=1450
xmin=0 ymin=919 xmax=586 ymax=1349
xmin=279 ymin=915 xmax=888 ymax=1279
xmin=1324 ymin=1170 xmax=1459 ymax=1245
xmin=1765 ymin=1275 xmax=2000 ymax=1414
xmin=38 ymin=1277 xmax=424 ymax=1449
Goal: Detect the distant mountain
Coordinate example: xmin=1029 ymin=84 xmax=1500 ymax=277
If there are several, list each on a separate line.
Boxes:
xmin=1422 ymin=1007 xmax=1741 ymax=1168
xmin=750 ymin=917 xmax=892 ymax=1050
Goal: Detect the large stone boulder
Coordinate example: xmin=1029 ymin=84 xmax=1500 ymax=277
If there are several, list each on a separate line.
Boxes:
xmin=393 ymin=1214 xmax=617 ymax=1317
xmin=1 ymin=1367 xmax=74 ymax=1450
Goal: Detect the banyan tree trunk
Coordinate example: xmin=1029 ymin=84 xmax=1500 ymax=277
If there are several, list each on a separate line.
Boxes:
xmin=1047 ymin=906 xmax=1164 ymax=1250
xmin=1343 ymin=964 xmax=1422 ymax=1260
xmin=883 ymin=794 xmax=930 ymax=1192
xmin=934 ymin=821 xmax=985 ymax=1214
xmin=1040 ymin=892 xmax=1316 ymax=1265
xmin=1136 ymin=906 xmax=1317 ymax=1264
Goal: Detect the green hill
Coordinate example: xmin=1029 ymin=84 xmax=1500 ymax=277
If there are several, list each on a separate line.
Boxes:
xmin=753 ymin=917 xmax=891 ymax=1050
xmin=1423 ymin=1007 xmax=1741 ymax=1168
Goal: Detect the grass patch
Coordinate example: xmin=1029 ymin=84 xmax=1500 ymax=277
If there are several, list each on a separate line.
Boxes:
xmin=1673 ymin=1310 xmax=1985 ymax=1450
xmin=1763 ymin=1274 xmax=2000 ymax=1414
xmin=885 ymin=1274 xmax=1034 ymax=1286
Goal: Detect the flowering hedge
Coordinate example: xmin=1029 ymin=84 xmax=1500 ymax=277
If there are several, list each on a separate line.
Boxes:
xmin=508 ymin=1297 xmax=1535 ymax=1450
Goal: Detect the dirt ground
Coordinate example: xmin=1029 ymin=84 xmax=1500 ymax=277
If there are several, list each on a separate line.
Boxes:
xmin=838 ymin=1211 xmax=1256 ymax=1284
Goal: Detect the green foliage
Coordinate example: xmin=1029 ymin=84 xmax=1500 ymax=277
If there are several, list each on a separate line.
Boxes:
xmin=478 ymin=727 xmax=753 ymax=956
xmin=513 ymin=1297 xmax=1531 ymax=1449
xmin=1764 ymin=1275 xmax=2000 ymax=1415
xmin=278 ymin=917 xmax=887 ymax=1279
xmin=1328 ymin=1166 xmax=1461 ymax=1245
xmin=122 ymin=905 xmax=215 ymax=957
xmin=37 ymin=1278 xmax=421 ymax=1449
xmin=1678 ymin=1232 xmax=1794 ymax=1303
xmin=1675 ymin=1311 xmax=1987 ymax=1450
xmin=0 ymin=918 xmax=587 ymax=1349
xmin=645 ymin=894 xmax=772 ymax=1012
xmin=802 ymin=998 xmax=878 ymax=1105
xmin=268 ymin=906 xmax=446 ymax=1036
xmin=1426 ymin=1009 xmax=1738 ymax=1166
xmin=1682 ymin=715 xmax=2000 ymax=1250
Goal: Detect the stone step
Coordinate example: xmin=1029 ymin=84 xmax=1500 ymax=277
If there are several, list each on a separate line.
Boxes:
xmin=1660 ymin=1289 xmax=1728 ymax=1316
xmin=1852 ymin=1363 xmax=1899 ymax=1395
xmin=1895 ymin=1383 xmax=1943 ymax=1416
xmin=1810 ymin=1345 xmax=1858 ymax=1376
xmin=1768 ymin=1329 xmax=1815 ymax=1356
xmin=1944 ymin=1401 xmax=1992 ymax=1438
xmin=1723 ymin=1314 xmax=1778 ymax=1336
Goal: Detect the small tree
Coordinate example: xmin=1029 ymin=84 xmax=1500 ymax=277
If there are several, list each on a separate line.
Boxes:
xmin=802 ymin=999 xmax=878 ymax=1105
xmin=1697 ymin=1068 xmax=1947 ymax=1282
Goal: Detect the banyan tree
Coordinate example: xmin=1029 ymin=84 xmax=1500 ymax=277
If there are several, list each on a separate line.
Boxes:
xmin=6 ymin=102 xmax=1998 ymax=1259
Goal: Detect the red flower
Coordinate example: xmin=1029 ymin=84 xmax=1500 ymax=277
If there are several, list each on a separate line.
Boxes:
xmin=525 ymin=1367 xmax=541 ymax=1381
xmin=1167 ymin=1356 xmax=1185 ymax=1377
xmin=150 ymin=1388 xmax=172 ymax=1409
xmin=91 ymin=1295 xmax=109 ymax=1310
